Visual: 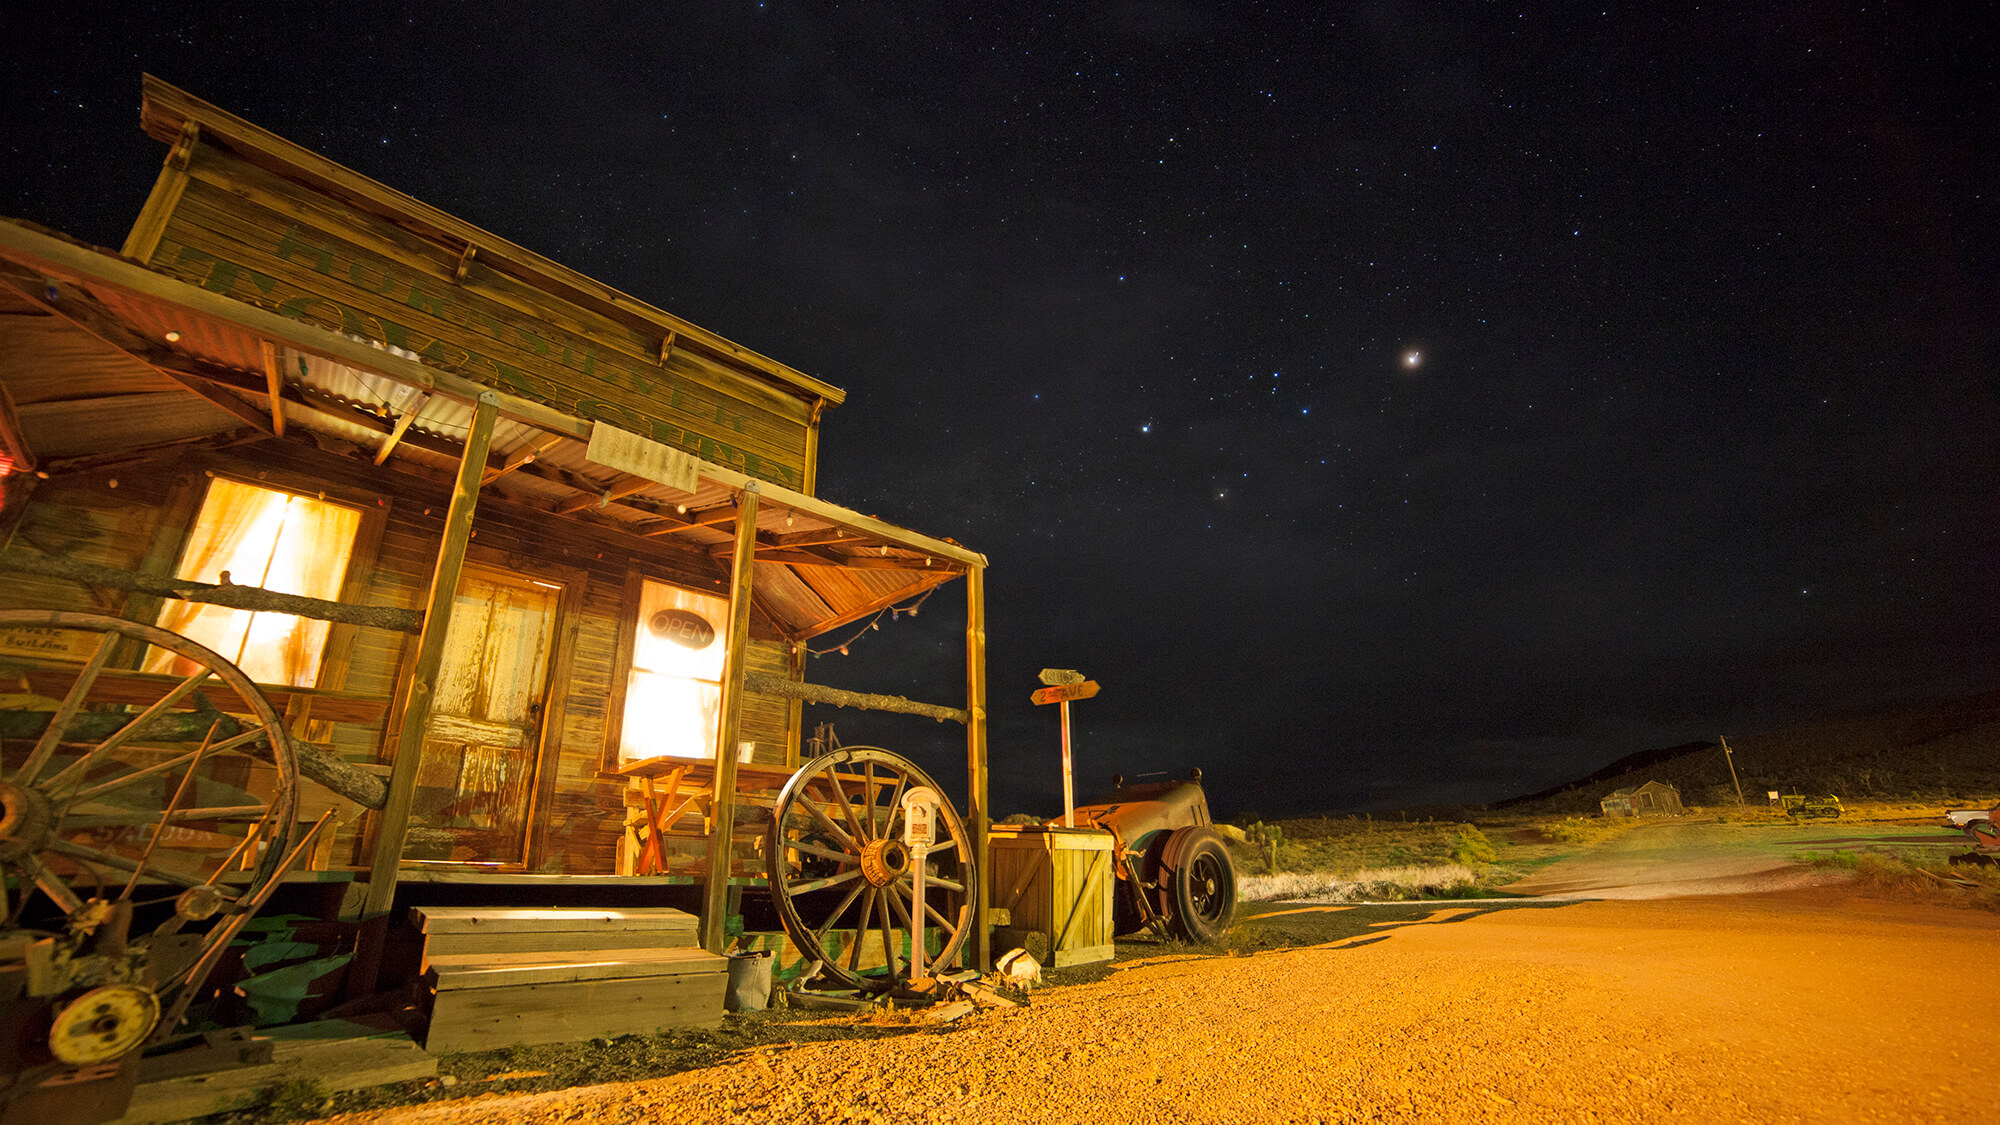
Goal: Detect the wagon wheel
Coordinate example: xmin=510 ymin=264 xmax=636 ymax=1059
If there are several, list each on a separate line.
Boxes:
xmin=767 ymin=747 xmax=975 ymax=991
xmin=0 ymin=610 xmax=299 ymax=1001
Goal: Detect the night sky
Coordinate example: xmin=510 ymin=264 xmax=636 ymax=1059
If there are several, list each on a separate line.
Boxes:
xmin=5 ymin=4 xmax=1994 ymax=818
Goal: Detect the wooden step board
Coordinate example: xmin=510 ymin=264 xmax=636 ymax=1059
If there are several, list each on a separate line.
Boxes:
xmin=413 ymin=906 xmax=725 ymax=1054
xmin=413 ymin=906 xmax=701 ymax=966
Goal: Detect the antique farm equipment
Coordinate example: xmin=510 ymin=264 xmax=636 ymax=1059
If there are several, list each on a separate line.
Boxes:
xmin=1068 ymin=769 xmax=1237 ymax=943
xmin=765 ymin=747 xmax=977 ymax=991
xmin=0 ymin=611 xmax=319 ymax=1123
xmin=1779 ymin=794 xmax=1843 ymax=820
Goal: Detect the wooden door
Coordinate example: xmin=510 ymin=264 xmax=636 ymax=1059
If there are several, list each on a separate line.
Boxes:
xmin=404 ymin=564 xmax=562 ymax=867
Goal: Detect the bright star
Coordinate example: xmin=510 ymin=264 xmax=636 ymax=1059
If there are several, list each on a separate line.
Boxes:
xmin=1403 ymin=350 xmax=1423 ymax=369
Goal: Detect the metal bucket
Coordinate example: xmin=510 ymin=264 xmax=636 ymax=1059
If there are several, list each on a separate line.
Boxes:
xmin=725 ymin=950 xmax=774 ymax=1011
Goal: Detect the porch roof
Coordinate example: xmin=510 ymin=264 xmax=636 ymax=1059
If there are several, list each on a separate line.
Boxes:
xmin=0 ymin=218 xmax=983 ymax=641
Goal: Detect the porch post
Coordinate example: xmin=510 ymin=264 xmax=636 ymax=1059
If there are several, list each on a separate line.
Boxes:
xmin=964 ymin=564 xmax=990 ymax=970
xmin=361 ymin=391 xmax=497 ymax=916
xmin=700 ymin=482 xmax=760 ymax=952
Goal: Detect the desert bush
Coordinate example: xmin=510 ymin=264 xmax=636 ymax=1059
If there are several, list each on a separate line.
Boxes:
xmin=1451 ymin=824 xmax=1497 ymax=867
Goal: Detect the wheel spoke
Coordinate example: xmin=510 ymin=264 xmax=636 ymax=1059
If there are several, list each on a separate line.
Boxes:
xmin=782 ymin=835 xmax=858 ymax=866
xmin=119 ymin=723 xmax=219 ymax=901
xmin=43 ymin=837 xmax=210 ymax=889
xmin=923 ymin=874 xmax=965 ymax=894
xmin=860 ymin=760 xmax=877 ymax=839
xmin=69 ymin=726 xmax=270 ymax=804
xmin=813 ymin=878 xmax=867 ymax=945
xmin=12 ymin=633 xmax=119 ymax=786
xmin=845 ymin=887 xmax=877 ymax=971
xmin=42 ymin=670 xmax=218 ymax=792
xmin=22 ymin=853 xmax=87 ymax=915
xmin=880 ymin=770 xmax=910 ymax=841
xmin=822 ymin=770 xmax=869 ymax=843
xmin=922 ymin=837 xmax=958 ymax=857
xmin=62 ymin=805 xmax=271 ymax=827
xmin=794 ymin=794 xmax=858 ymax=854
xmin=786 ymin=868 xmax=862 ymax=896
xmin=876 ymin=885 xmax=900 ymax=979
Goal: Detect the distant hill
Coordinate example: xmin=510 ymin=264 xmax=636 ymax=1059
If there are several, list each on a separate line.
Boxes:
xmin=1496 ymin=690 xmax=2000 ymax=816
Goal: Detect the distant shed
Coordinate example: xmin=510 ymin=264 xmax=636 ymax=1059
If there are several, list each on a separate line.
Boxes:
xmin=1600 ymin=780 xmax=1684 ymax=817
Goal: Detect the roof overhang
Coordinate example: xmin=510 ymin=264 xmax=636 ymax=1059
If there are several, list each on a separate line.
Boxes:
xmin=0 ymin=218 xmax=982 ymax=641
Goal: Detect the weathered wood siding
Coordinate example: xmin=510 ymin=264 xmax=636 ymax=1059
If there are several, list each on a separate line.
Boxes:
xmin=4 ymin=439 xmax=806 ymax=875
xmin=140 ymin=142 xmax=815 ymax=491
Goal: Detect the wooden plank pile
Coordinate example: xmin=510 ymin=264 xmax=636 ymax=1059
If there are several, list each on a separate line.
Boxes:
xmin=118 ymin=1019 xmax=434 ymax=1124
xmin=415 ymin=907 xmax=726 ymax=1054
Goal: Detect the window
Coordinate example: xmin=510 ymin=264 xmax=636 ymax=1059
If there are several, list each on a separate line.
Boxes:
xmin=618 ymin=579 xmax=729 ymax=764
xmin=146 ymin=478 xmax=361 ymax=686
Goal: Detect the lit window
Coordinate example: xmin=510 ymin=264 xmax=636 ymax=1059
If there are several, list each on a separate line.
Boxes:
xmin=618 ymin=580 xmax=728 ymax=764
xmin=146 ymin=478 xmax=360 ymax=686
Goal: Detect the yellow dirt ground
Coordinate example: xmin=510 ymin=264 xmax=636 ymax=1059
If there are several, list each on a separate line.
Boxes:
xmin=319 ymin=885 xmax=1997 ymax=1124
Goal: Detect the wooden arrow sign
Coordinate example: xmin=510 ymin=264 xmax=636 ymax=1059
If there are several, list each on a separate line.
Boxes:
xmin=1030 ymin=680 xmax=1100 ymax=705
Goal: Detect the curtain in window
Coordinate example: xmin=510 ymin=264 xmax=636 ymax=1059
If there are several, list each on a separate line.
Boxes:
xmin=147 ymin=478 xmax=360 ymax=686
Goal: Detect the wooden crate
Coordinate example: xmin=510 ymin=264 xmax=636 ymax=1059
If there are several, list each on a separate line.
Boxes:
xmin=987 ymin=826 xmax=1114 ymax=966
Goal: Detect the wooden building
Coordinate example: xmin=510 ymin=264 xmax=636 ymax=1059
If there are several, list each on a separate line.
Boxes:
xmin=0 ymin=77 xmax=992 ymax=973
xmin=1598 ymin=780 xmax=1683 ymax=818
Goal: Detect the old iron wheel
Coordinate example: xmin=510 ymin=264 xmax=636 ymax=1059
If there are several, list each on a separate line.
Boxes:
xmin=767 ymin=747 xmax=976 ymax=992
xmin=0 ymin=610 xmax=299 ymax=1001
xmin=1155 ymin=825 xmax=1237 ymax=944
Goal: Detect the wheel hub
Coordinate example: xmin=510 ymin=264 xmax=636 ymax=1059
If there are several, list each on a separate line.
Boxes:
xmin=858 ymin=837 xmax=911 ymax=887
xmin=0 ymin=780 xmax=55 ymax=863
xmin=48 ymin=984 xmax=160 ymax=1064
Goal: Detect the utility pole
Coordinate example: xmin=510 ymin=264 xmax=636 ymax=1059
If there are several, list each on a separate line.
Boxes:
xmin=1720 ymin=736 xmax=1745 ymax=806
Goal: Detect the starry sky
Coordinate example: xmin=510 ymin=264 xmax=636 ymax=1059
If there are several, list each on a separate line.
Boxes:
xmin=4 ymin=3 xmax=1994 ymax=818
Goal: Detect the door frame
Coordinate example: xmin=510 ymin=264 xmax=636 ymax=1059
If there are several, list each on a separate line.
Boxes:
xmin=382 ymin=547 xmax=587 ymax=872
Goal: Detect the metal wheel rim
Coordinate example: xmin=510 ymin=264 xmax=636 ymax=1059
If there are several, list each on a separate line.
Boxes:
xmin=766 ymin=747 xmax=975 ymax=991
xmin=0 ymin=610 xmax=299 ymax=992
xmin=1186 ymin=849 xmax=1230 ymax=924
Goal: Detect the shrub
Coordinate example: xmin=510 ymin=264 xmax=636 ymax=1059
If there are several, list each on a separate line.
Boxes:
xmin=1451 ymin=824 xmax=1497 ymax=867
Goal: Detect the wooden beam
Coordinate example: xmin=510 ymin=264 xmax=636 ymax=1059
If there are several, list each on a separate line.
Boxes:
xmin=159 ymin=369 xmax=277 ymax=435
xmin=552 ymin=473 xmax=654 ymax=515
xmin=0 ymin=549 xmax=422 ymax=632
xmin=363 ymin=391 xmax=498 ymax=917
xmin=483 ymin=433 xmax=564 ymax=484
xmin=259 ymin=340 xmax=286 ymax=437
xmin=964 ymin=564 xmax=990 ymax=972
xmin=373 ymin=392 xmax=430 ymax=465
xmin=641 ymin=503 xmax=738 ymax=538
xmin=700 ymin=484 xmax=759 ymax=953
xmin=0 ymin=383 xmax=38 ymax=471
xmin=741 ymin=671 xmax=966 ymax=724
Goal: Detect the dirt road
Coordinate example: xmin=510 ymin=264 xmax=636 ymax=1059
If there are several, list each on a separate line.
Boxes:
xmin=323 ymin=826 xmax=1996 ymax=1124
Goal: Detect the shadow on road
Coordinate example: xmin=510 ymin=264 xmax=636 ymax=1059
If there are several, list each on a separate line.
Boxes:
xmin=1225 ymin=898 xmax=1587 ymax=953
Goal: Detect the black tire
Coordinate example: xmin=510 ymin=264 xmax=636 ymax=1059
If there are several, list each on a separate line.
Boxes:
xmin=1155 ymin=826 xmax=1236 ymax=943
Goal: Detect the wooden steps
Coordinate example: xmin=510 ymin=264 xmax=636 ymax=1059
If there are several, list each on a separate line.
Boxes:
xmin=414 ymin=906 xmax=725 ymax=1054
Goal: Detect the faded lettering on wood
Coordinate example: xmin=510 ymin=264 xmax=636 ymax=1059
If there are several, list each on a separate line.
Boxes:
xmin=138 ymin=142 xmax=812 ymax=490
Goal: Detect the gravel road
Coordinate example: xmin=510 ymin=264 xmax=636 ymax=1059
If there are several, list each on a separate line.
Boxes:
xmin=321 ymin=880 xmax=1997 ymax=1124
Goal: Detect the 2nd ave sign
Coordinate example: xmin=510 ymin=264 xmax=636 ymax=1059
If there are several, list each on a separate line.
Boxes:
xmin=1031 ymin=680 xmax=1100 ymax=705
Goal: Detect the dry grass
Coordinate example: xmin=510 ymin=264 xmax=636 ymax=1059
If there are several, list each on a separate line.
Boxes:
xmin=1239 ymin=863 xmax=1481 ymax=903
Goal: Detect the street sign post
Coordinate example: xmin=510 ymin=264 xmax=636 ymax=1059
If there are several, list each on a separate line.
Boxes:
xmin=1031 ymin=672 xmax=1100 ymax=827
xmin=901 ymin=786 xmax=940 ymax=981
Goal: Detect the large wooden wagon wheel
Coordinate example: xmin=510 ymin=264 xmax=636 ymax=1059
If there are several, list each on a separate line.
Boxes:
xmin=0 ymin=610 xmax=300 ymax=1039
xmin=767 ymin=747 xmax=975 ymax=991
